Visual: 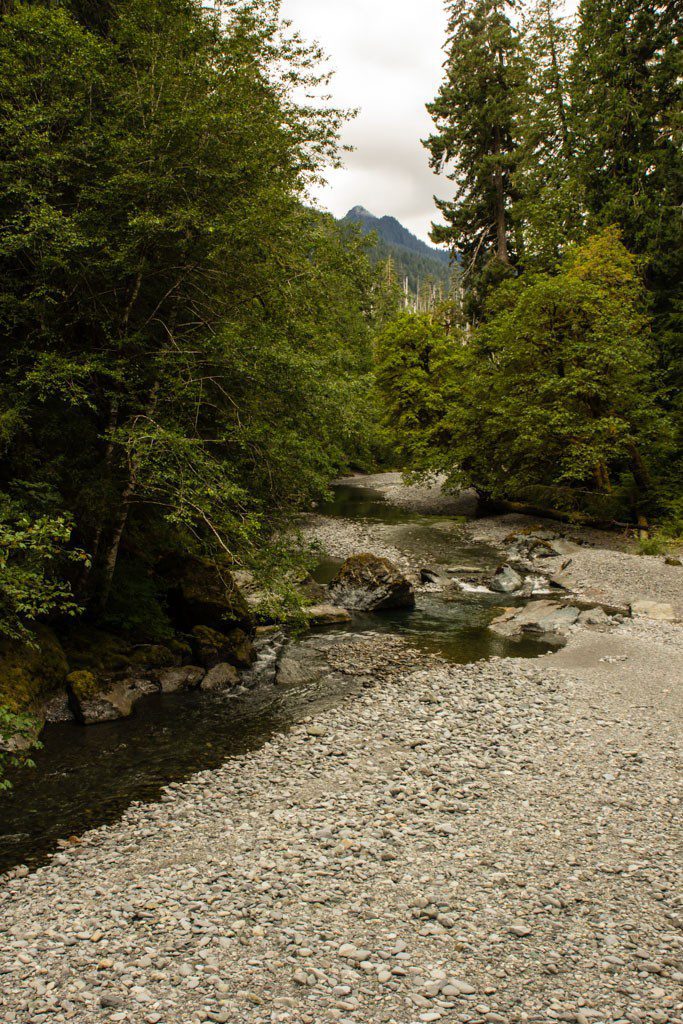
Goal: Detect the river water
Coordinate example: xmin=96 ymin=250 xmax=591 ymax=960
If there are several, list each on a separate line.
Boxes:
xmin=0 ymin=481 xmax=548 ymax=873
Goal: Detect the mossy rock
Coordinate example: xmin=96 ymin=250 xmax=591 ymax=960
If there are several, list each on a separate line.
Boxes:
xmin=65 ymin=669 xmax=99 ymax=700
xmin=191 ymin=625 xmax=256 ymax=670
xmin=61 ymin=624 xmax=134 ymax=675
xmin=0 ymin=625 xmax=69 ymax=714
xmin=166 ymin=637 xmax=192 ymax=663
xmin=129 ymin=644 xmax=177 ymax=669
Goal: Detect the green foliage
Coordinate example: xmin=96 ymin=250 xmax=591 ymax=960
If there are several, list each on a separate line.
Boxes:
xmin=426 ymin=0 xmax=527 ymax=313
xmin=375 ymin=313 xmax=462 ymax=470
xmin=0 ymin=0 xmax=378 ymax=638
xmin=99 ymin=557 xmax=174 ymax=643
xmin=0 ymin=705 xmax=41 ymax=791
xmin=514 ymin=0 xmax=583 ymax=272
xmin=414 ymin=0 xmax=682 ymax=521
xmin=376 ymin=231 xmax=674 ymax=518
xmin=636 ymin=536 xmax=668 ymax=557
xmin=0 ymin=495 xmax=87 ymax=641
xmin=570 ymin=0 xmax=682 ymax=377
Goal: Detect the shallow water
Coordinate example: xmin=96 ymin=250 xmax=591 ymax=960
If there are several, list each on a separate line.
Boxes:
xmin=0 ymin=669 xmax=362 ymax=873
xmin=0 ymin=480 xmax=548 ymax=873
xmin=313 ymin=483 xmax=546 ymax=663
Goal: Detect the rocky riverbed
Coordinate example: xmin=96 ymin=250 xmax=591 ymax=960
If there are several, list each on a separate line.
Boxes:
xmin=1 ymin=475 xmax=681 ymax=1024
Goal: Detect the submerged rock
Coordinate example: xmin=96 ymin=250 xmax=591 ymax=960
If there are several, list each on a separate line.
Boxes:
xmin=329 ymin=554 xmax=415 ymax=611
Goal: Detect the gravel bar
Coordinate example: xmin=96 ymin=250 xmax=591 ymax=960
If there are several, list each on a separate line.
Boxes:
xmin=1 ymin=476 xmax=681 ymax=1024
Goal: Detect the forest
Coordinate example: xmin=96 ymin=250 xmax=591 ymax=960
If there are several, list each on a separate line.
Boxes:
xmin=0 ymin=0 xmax=681 ymax=766
xmin=378 ymin=0 xmax=681 ymax=531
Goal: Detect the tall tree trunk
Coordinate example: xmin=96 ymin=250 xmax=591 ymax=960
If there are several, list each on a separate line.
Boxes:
xmin=545 ymin=0 xmax=570 ymax=154
xmin=93 ymin=479 xmax=134 ymax=615
xmin=593 ymin=460 xmax=612 ymax=492
xmin=492 ymin=127 xmax=510 ymax=264
xmin=627 ymin=442 xmax=652 ymax=493
xmin=90 ymin=383 xmax=160 ymax=615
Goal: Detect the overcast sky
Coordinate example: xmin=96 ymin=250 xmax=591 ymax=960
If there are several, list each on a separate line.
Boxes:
xmin=280 ymin=0 xmax=451 ymax=245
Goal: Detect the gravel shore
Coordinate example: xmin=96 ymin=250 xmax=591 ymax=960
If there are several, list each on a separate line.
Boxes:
xmin=1 ymin=475 xmax=681 ymax=1024
xmin=466 ymin=514 xmax=683 ymax=619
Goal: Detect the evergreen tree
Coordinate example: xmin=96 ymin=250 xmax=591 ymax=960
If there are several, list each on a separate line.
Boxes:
xmin=570 ymin=0 xmax=683 ymax=379
xmin=426 ymin=0 xmax=527 ymax=317
xmin=376 ymin=231 xmax=674 ymax=519
xmin=514 ymin=0 xmax=582 ymax=270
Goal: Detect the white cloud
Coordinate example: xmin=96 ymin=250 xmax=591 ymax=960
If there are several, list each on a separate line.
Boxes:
xmin=280 ymin=0 xmax=451 ymax=244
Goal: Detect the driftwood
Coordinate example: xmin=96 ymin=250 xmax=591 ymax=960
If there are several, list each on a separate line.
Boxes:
xmin=477 ymin=496 xmax=644 ymax=533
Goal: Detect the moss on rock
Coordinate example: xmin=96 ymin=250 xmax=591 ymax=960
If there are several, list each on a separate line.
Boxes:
xmin=65 ymin=670 xmax=99 ymax=700
xmin=0 ymin=625 xmax=69 ymax=714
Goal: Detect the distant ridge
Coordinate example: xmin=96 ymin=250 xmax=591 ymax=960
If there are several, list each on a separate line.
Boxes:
xmin=341 ymin=206 xmax=451 ymax=294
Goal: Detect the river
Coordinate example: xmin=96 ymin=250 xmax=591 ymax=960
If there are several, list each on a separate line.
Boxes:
xmin=0 ymin=479 xmax=549 ymax=873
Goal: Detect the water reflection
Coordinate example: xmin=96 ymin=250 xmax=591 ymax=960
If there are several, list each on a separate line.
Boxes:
xmin=0 ymin=479 xmax=549 ymax=873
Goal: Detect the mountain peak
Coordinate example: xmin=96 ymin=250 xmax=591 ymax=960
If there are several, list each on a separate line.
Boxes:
xmin=342 ymin=205 xmax=450 ymax=271
xmin=346 ymin=205 xmax=376 ymax=220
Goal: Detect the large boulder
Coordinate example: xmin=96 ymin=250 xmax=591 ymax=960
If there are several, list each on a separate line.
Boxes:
xmin=155 ymin=666 xmax=205 ymax=693
xmin=329 ymin=554 xmax=415 ymax=612
xmin=0 ymin=625 xmax=68 ymax=715
xmin=191 ymin=625 xmax=255 ymax=670
xmin=66 ymin=671 xmax=158 ymax=725
xmin=490 ymin=600 xmax=581 ymax=645
xmin=163 ymin=555 xmax=252 ymax=633
xmin=200 ymin=663 xmax=240 ymax=692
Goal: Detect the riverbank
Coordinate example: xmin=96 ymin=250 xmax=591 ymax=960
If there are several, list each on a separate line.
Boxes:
xmin=1 ymin=475 xmax=681 ymax=1024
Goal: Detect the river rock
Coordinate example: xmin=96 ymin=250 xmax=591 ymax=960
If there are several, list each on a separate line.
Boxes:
xmin=40 ymin=690 xmax=74 ymax=723
xmin=329 ymin=554 xmax=415 ymax=611
xmin=191 ymin=625 xmax=256 ymax=669
xmin=276 ymin=646 xmax=324 ymax=687
xmin=200 ymin=662 xmax=240 ymax=692
xmin=490 ymin=600 xmax=580 ymax=644
xmin=155 ymin=666 xmax=205 ymax=693
xmin=420 ymin=565 xmax=448 ymax=584
xmin=489 ymin=564 xmax=524 ymax=594
xmin=578 ymin=606 xmax=613 ymax=628
xmin=305 ymin=604 xmax=352 ymax=625
xmin=506 ymin=533 xmax=581 ymax=562
xmin=67 ymin=674 xmax=158 ymax=724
